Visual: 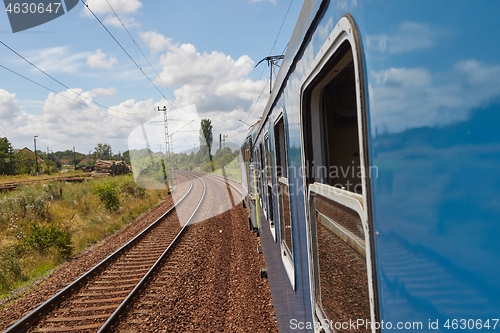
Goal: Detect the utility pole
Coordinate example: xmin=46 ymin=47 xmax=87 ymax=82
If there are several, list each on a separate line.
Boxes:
xmin=223 ymin=134 xmax=228 ymax=149
xmin=220 ymin=134 xmax=228 ymax=150
xmin=34 ymin=135 xmax=39 ymax=176
xmin=157 ymin=106 xmax=172 ymax=189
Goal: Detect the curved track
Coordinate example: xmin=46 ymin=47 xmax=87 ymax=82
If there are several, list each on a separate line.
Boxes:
xmin=110 ymin=171 xmax=268 ymax=332
xmin=5 ymin=172 xmax=206 ymax=333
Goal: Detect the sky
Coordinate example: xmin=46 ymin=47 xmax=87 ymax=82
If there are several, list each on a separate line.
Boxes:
xmin=0 ymin=0 xmax=302 ymax=155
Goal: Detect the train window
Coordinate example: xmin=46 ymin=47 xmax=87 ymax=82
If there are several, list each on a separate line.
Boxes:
xmin=274 ymin=117 xmax=288 ymax=178
xmin=274 ymin=115 xmax=294 ymax=286
xmin=312 ymin=191 xmax=369 ymax=325
xmin=323 ymin=62 xmax=361 ymax=193
xmin=301 ymin=16 xmax=375 ymax=331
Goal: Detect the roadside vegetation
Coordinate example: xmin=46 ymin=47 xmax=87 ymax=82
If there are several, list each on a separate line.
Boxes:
xmin=0 ymin=175 xmax=167 ymax=300
xmin=0 ymin=119 xmax=242 ymax=300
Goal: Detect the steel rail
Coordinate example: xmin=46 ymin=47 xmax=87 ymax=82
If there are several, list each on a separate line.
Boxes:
xmin=197 ymin=171 xmax=243 ymax=197
xmin=98 ymin=175 xmax=207 ymax=332
xmin=4 ymin=173 xmax=194 ymax=333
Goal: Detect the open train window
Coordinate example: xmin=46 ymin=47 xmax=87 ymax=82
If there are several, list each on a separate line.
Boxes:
xmin=301 ymin=16 xmax=376 ymax=332
xmin=306 ymin=44 xmax=361 ymax=193
xmin=274 ymin=113 xmax=294 ymax=287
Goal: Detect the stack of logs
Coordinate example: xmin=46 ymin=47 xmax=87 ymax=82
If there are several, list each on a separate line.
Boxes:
xmin=93 ymin=160 xmax=130 ymax=177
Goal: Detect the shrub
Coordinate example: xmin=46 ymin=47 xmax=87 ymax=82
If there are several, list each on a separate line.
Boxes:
xmin=44 ymin=182 xmax=63 ymax=200
xmin=93 ymin=181 xmax=120 ymax=211
xmin=23 ymin=223 xmax=73 ymax=258
xmin=119 ymin=179 xmax=146 ymax=198
xmin=0 ymin=247 xmax=24 ymax=292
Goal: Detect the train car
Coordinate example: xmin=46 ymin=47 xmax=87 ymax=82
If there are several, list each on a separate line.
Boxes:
xmin=241 ymin=121 xmax=261 ymax=230
xmin=241 ymin=1 xmax=500 ymax=332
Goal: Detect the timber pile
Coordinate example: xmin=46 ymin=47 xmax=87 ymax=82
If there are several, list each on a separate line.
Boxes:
xmin=93 ymin=160 xmax=130 ymax=177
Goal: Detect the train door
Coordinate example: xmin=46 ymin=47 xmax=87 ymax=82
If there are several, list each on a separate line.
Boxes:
xmin=259 ymin=141 xmax=267 ymax=219
xmin=252 ymin=145 xmax=262 ymax=230
xmin=301 ymin=16 xmax=377 ymax=332
xmin=274 ymin=113 xmax=295 ymax=288
xmin=264 ymin=135 xmax=276 ymax=240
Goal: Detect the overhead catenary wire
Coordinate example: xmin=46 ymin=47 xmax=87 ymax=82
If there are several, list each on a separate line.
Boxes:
xmin=102 ymin=1 xmax=170 ymax=104
xmin=242 ymin=0 xmax=294 ymax=125
xmin=102 ymin=0 xmax=191 ymax=122
xmin=0 ymin=63 xmax=139 ymax=123
xmin=80 ymin=0 xmax=169 ymax=105
xmin=83 ymin=0 xmax=192 ymax=122
xmin=0 ymin=40 xmax=152 ymax=117
xmin=269 ymin=0 xmax=294 ymax=56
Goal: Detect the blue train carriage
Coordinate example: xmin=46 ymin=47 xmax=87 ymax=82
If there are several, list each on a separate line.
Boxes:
xmin=242 ymin=0 xmax=500 ymax=332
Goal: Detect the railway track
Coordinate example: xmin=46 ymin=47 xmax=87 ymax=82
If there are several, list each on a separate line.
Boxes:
xmin=111 ymin=171 xmax=251 ymax=332
xmin=5 ymin=172 xmax=207 ymax=333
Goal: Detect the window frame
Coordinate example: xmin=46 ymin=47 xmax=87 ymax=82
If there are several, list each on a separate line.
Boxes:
xmin=273 ymin=109 xmax=295 ymax=289
xmin=299 ymin=15 xmax=378 ymax=331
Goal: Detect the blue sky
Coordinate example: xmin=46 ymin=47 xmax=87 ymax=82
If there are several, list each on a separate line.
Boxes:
xmin=0 ymin=0 xmax=302 ymax=154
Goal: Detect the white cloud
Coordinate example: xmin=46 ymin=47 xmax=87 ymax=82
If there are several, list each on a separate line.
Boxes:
xmin=3 ymin=31 xmax=268 ymax=153
xmin=137 ymin=32 xmax=268 ymax=139
xmin=82 ymin=0 xmax=142 ymax=28
xmin=140 ymin=31 xmax=175 ymax=54
xmin=248 ymin=0 xmax=277 ymax=5
xmin=82 ymin=0 xmax=142 ymax=15
xmin=103 ymin=15 xmax=139 ymax=28
xmin=0 ymin=87 xmax=159 ymax=152
xmin=366 ymin=22 xmax=433 ymax=54
xmin=334 ymin=0 xmax=359 ymax=11
xmin=149 ymin=34 xmax=261 ymax=114
xmin=0 ymin=89 xmax=20 ymax=119
xmin=369 ymin=60 xmax=500 ymax=133
xmin=372 ymin=67 xmax=432 ymax=87
xmin=27 ymin=46 xmax=88 ymax=74
xmin=90 ymin=87 xmax=117 ymax=96
xmin=87 ymin=49 xmax=118 ymax=69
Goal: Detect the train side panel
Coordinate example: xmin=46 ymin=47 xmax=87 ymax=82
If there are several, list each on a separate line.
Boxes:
xmin=357 ymin=0 xmax=500 ymax=324
xmin=244 ymin=1 xmax=500 ymax=331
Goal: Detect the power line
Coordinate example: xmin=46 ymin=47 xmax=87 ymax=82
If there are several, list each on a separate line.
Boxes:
xmin=269 ymin=0 xmax=294 ymax=56
xmin=0 ymin=63 xmax=139 ymax=123
xmin=242 ymin=0 xmax=295 ymax=126
xmin=244 ymin=77 xmax=270 ymax=124
xmin=103 ymin=0 xmax=191 ymax=122
xmin=0 ymin=40 xmax=152 ymax=116
xmin=81 ymin=0 xmax=172 ymax=109
xmin=103 ymin=1 xmax=173 ymax=102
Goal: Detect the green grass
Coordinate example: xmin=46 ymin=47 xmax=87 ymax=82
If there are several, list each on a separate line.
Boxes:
xmin=209 ymin=157 xmax=242 ymax=182
xmin=0 ymin=174 xmax=167 ymax=301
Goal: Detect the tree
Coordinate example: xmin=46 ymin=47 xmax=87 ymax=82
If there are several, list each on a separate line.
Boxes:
xmin=0 ymin=137 xmax=14 ymax=175
xmin=14 ymin=149 xmax=35 ymax=175
xmin=94 ymin=143 xmax=112 ymax=160
xmin=122 ymin=150 xmax=131 ymax=165
xmin=199 ymin=119 xmax=213 ymax=156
